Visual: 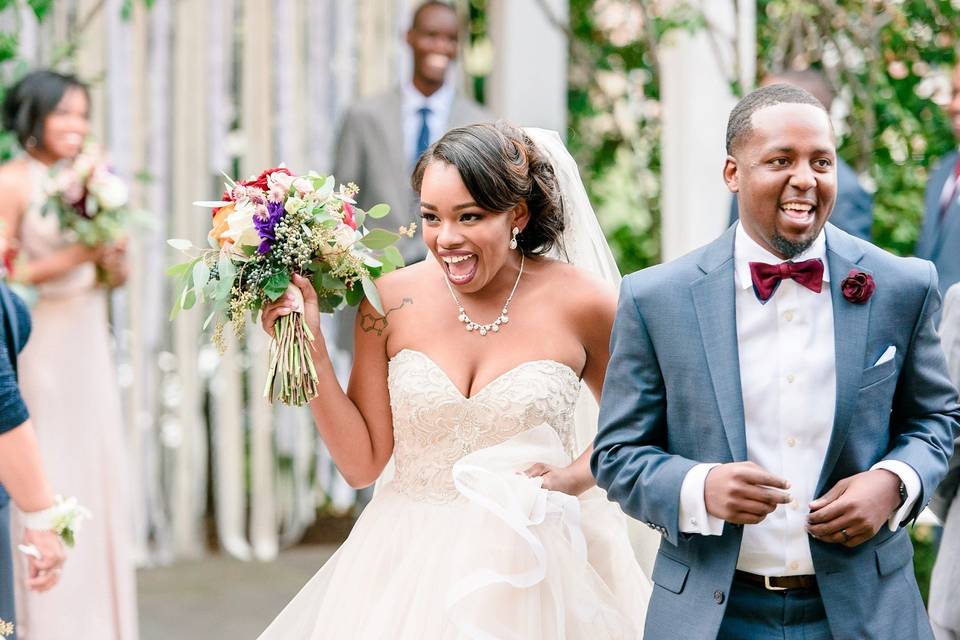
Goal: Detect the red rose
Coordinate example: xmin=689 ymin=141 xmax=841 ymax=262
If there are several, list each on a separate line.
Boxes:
xmin=841 ymin=269 xmax=875 ymax=304
xmin=239 ymin=166 xmax=292 ymax=192
xmin=342 ymin=201 xmax=357 ymax=230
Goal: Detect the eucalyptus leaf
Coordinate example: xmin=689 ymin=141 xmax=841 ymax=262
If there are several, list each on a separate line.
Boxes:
xmin=344 ymin=282 xmax=364 ymax=307
xmin=321 ymin=271 xmax=347 ymax=291
xmin=168 ymin=238 xmax=193 ymax=251
xmin=182 ymin=288 xmax=197 ymax=310
xmin=359 ymin=228 xmax=401 ymax=250
xmin=366 ymin=203 xmax=391 ymax=219
xmin=165 ymin=261 xmax=194 ymax=279
xmin=361 ymin=277 xmax=384 ymax=315
xmin=202 ymin=311 xmax=217 ymax=331
xmin=383 ymin=246 xmax=405 ymax=269
xmin=192 ymin=259 xmax=211 ymax=290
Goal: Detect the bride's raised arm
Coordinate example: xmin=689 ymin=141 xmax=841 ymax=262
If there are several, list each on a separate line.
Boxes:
xmin=261 ymin=272 xmax=396 ymax=488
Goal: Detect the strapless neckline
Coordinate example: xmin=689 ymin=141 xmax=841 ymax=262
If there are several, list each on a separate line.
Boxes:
xmin=389 ymin=348 xmax=580 ymax=401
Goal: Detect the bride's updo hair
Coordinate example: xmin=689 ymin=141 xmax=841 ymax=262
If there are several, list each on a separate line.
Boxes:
xmin=411 ymin=121 xmax=565 ymax=256
xmin=2 ymin=70 xmax=88 ymax=150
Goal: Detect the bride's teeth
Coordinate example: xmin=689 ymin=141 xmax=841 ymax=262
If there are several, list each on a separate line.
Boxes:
xmin=443 ymin=255 xmax=474 ymax=264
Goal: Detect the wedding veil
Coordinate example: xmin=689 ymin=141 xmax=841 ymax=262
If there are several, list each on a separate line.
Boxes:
xmin=523 ymin=127 xmax=621 ymax=452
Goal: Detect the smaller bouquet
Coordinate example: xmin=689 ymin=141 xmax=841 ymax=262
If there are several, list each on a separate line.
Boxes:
xmin=41 ymin=143 xmax=135 ymax=247
xmin=168 ymin=166 xmax=407 ymax=405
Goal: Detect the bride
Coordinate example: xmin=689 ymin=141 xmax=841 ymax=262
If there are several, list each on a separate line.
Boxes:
xmin=257 ymin=122 xmax=654 ymax=639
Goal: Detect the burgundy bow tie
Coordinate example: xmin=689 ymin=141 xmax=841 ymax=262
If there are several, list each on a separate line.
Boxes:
xmin=749 ymin=258 xmax=824 ymax=302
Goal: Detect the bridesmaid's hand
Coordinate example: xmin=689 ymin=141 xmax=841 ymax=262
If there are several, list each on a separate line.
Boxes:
xmin=97 ymin=240 xmax=129 ymax=288
xmin=525 ymin=462 xmax=593 ymax=496
xmin=260 ymin=273 xmax=322 ymax=341
xmin=22 ymin=528 xmax=65 ymax=592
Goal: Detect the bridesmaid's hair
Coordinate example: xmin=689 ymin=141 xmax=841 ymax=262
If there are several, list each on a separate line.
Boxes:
xmin=2 ymin=70 xmax=89 ymax=150
xmin=411 ymin=121 xmax=565 ymax=257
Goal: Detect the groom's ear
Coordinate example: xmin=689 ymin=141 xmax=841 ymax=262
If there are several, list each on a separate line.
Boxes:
xmin=723 ymin=155 xmax=740 ymax=194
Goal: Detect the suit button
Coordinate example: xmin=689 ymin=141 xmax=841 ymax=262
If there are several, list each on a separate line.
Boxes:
xmin=714 ymin=590 xmax=725 ymax=604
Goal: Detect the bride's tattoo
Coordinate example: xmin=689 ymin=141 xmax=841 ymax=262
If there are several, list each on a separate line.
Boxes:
xmin=360 ymin=298 xmax=412 ymax=335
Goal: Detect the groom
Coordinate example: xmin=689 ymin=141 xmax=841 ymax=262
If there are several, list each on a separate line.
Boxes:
xmin=593 ymin=84 xmax=960 ymax=640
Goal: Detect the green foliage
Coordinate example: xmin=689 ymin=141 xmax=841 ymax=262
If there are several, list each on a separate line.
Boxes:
xmin=756 ymin=0 xmax=960 ymax=255
xmin=568 ymin=0 xmax=960 ymax=272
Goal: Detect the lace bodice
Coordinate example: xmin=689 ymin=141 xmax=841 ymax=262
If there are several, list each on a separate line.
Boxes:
xmin=386 ymin=349 xmax=581 ymax=503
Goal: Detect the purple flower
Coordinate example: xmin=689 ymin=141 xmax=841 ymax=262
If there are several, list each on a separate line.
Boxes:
xmin=254 ymin=200 xmax=284 ymax=254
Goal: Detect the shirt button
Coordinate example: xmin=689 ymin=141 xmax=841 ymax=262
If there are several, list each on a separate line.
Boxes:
xmin=790 ymin=561 xmax=800 ymax=571
xmin=714 ymin=590 xmax=725 ymax=604
xmin=787 ymin=437 xmax=797 ymax=447
xmin=784 ymin=310 xmax=795 ymax=322
xmin=786 ymin=374 xmax=796 ymax=384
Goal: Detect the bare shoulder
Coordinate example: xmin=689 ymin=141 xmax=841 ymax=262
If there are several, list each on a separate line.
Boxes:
xmin=355 ymin=260 xmax=430 ymax=328
xmin=0 ymin=159 xmax=30 ymax=196
xmin=536 ymin=259 xmax=618 ymax=313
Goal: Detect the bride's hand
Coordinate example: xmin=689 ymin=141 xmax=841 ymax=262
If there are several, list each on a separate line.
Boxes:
xmin=524 ymin=462 xmax=591 ymax=496
xmin=260 ymin=273 xmax=322 ymax=340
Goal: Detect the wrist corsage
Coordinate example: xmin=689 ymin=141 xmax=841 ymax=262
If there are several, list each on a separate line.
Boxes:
xmin=22 ymin=495 xmax=92 ymax=547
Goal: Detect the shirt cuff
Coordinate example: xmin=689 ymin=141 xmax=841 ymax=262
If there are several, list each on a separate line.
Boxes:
xmin=871 ymin=460 xmax=921 ymax=531
xmin=679 ymin=463 xmax=724 ymax=535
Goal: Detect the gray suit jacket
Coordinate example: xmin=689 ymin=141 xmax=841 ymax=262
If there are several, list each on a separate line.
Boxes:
xmin=932 ymin=284 xmax=960 ymax=520
xmin=593 ymin=223 xmax=959 ymax=640
xmin=930 ymin=283 xmax=960 ymax=633
xmin=917 ymin=151 xmax=960 ymax=301
xmin=729 ymin=157 xmax=873 ymax=240
xmin=333 ymin=87 xmax=494 ymax=264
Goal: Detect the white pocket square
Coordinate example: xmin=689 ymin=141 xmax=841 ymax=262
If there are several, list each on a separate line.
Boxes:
xmin=874 ymin=345 xmax=896 ymax=367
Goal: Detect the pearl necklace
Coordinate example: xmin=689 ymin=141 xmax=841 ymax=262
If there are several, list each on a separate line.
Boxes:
xmin=443 ymin=254 xmax=524 ymax=337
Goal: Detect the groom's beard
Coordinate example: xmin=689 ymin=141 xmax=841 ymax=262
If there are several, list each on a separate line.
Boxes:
xmin=772 ymin=231 xmax=816 ymax=259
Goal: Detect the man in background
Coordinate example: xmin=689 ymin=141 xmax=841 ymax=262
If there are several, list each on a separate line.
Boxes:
xmin=916 ymin=64 xmax=960 ymax=302
xmin=333 ymin=0 xmax=493 ymax=265
xmin=729 ymin=69 xmax=873 ymax=241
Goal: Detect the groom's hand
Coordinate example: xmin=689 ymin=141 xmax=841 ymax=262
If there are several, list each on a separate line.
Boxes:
xmin=704 ymin=462 xmax=792 ymax=525
xmin=806 ymin=469 xmax=902 ymax=547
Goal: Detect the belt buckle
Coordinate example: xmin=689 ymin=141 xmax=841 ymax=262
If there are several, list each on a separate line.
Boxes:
xmin=763 ymin=575 xmax=788 ymax=591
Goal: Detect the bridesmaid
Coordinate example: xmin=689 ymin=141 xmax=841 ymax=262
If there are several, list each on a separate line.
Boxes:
xmin=0 ymin=274 xmax=68 ymax=639
xmin=0 ymin=70 xmax=137 ymax=639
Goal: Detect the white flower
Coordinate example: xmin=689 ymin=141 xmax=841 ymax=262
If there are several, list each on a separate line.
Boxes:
xmin=88 ymin=168 xmax=129 ymax=209
xmin=334 ymin=223 xmax=357 ymax=250
xmin=221 ymin=200 xmax=261 ymax=247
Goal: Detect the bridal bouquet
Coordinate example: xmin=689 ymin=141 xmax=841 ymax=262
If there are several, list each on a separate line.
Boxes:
xmin=41 ymin=143 xmax=134 ymax=246
xmin=168 ymin=166 xmax=405 ymax=405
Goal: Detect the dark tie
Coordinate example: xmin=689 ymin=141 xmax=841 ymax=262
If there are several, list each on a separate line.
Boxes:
xmin=749 ymin=258 xmax=824 ymax=303
xmin=938 ymin=157 xmax=960 ymax=225
xmin=415 ymin=106 xmax=431 ymax=163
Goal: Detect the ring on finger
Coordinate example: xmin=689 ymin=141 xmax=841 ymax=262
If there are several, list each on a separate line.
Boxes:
xmin=840 ymin=528 xmax=850 ymax=542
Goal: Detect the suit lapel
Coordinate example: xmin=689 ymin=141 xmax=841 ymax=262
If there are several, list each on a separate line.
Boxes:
xmin=816 ymin=224 xmax=870 ymax=494
xmin=925 ymin=151 xmax=959 ymax=260
xmin=692 ymin=226 xmax=747 ymax=461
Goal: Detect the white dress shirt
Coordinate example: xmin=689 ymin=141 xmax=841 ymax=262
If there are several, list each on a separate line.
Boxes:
xmin=678 ymin=223 xmax=921 ymax=576
xmin=402 ymin=79 xmax=455 ymax=169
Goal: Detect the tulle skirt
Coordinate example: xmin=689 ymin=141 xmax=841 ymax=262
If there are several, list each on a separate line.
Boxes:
xmin=258 ymin=425 xmax=651 ymax=639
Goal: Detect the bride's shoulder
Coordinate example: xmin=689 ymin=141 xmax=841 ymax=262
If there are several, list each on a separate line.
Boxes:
xmin=536 ymin=259 xmax=617 ymax=307
xmin=357 ymin=259 xmax=431 ymax=315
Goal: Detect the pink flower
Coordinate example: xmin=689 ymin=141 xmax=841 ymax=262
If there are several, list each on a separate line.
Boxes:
xmin=342 ymin=201 xmax=357 ymax=230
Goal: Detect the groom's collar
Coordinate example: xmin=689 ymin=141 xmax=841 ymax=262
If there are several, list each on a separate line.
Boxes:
xmin=697 ymin=221 xmax=865 ymax=276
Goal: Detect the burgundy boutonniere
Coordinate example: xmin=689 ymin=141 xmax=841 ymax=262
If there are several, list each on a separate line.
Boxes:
xmin=841 ymin=269 xmax=875 ymax=304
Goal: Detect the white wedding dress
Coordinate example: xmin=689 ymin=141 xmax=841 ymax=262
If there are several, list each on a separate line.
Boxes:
xmin=258 ymin=348 xmax=651 ymax=639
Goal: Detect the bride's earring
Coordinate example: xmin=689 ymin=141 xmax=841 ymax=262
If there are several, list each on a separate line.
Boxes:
xmin=509 ymin=227 xmax=519 ymax=250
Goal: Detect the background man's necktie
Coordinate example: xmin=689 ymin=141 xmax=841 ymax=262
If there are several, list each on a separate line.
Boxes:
xmin=415 ymin=106 xmax=431 ymax=163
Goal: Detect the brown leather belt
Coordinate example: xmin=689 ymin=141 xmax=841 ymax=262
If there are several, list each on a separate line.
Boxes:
xmin=734 ymin=570 xmax=818 ymax=591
